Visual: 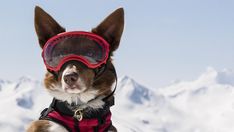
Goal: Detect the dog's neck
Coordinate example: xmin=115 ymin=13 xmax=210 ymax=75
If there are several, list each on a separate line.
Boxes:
xmin=48 ymin=96 xmax=114 ymax=118
xmin=48 ymin=88 xmax=105 ymax=110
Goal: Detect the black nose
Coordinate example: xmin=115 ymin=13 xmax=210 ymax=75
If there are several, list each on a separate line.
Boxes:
xmin=63 ymin=72 xmax=78 ymax=86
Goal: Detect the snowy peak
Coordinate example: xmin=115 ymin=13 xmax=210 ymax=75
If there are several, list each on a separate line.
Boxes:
xmin=0 ymin=79 xmax=11 ymax=91
xmin=117 ymin=76 xmax=156 ymax=104
xmin=118 ymin=75 xmax=136 ymax=90
xmin=196 ymin=67 xmax=234 ymax=86
xmin=215 ymin=69 xmax=234 ymax=86
xmin=0 ymin=76 xmax=39 ymax=91
xmin=161 ymin=67 xmax=234 ymax=97
xmin=14 ymin=76 xmax=40 ymax=90
xmin=118 ymin=76 xmax=148 ymax=90
xmin=18 ymin=76 xmax=33 ymax=83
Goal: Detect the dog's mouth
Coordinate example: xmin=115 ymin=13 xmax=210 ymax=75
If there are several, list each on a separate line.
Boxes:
xmin=65 ymin=85 xmax=80 ymax=90
xmin=64 ymin=84 xmax=85 ymax=94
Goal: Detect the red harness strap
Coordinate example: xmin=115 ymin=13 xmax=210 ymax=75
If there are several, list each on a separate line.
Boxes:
xmin=46 ymin=110 xmax=112 ymax=132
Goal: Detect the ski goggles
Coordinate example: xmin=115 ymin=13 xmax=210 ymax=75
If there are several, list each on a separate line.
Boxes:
xmin=42 ymin=31 xmax=110 ymax=72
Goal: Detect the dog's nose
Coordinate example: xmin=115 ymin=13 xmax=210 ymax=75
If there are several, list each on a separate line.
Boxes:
xmin=63 ymin=72 xmax=78 ymax=86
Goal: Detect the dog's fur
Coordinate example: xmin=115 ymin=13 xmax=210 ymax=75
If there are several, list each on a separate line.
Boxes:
xmin=27 ymin=6 xmax=124 ymax=132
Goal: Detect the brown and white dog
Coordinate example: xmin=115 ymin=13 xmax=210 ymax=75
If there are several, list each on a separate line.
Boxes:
xmin=27 ymin=6 xmax=124 ymax=132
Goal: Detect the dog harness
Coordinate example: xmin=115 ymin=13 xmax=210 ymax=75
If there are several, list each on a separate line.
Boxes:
xmin=39 ymin=98 xmax=114 ymax=132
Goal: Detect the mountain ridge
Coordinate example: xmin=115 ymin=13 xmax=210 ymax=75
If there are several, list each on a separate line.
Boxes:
xmin=0 ymin=67 xmax=234 ymax=132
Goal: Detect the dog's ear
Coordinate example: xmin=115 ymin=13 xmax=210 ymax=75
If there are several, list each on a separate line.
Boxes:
xmin=34 ymin=6 xmax=65 ymax=48
xmin=92 ymin=8 xmax=124 ymax=52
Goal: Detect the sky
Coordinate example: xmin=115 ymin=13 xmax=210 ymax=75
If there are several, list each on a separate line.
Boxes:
xmin=0 ymin=0 xmax=233 ymax=88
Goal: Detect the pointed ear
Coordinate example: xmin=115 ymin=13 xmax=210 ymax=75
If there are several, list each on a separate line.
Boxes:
xmin=92 ymin=8 xmax=124 ymax=52
xmin=34 ymin=6 xmax=65 ymax=48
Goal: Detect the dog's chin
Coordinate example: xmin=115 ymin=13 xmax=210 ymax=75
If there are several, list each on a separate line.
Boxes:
xmin=65 ymin=88 xmax=83 ymax=94
xmin=63 ymin=85 xmax=86 ymax=94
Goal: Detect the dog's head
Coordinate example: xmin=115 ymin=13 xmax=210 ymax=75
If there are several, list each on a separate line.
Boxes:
xmin=34 ymin=6 xmax=124 ymax=105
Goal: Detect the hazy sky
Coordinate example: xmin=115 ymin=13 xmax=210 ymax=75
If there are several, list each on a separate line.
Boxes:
xmin=0 ymin=0 xmax=234 ymax=88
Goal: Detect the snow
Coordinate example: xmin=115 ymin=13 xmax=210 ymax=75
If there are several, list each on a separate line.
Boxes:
xmin=0 ymin=67 xmax=234 ymax=132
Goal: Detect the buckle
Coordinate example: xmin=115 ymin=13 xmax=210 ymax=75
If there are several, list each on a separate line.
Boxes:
xmin=73 ymin=109 xmax=83 ymax=121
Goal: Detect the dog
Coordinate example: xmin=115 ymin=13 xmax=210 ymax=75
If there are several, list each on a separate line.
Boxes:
xmin=27 ymin=6 xmax=124 ymax=132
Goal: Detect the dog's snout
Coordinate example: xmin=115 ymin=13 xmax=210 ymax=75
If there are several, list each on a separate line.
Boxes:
xmin=64 ymin=72 xmax=78 ymax=86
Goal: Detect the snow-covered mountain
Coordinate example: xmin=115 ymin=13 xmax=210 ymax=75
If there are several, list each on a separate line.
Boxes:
xmin=154 ymin=67 xmax=234 ymax=132
xmin=0 ymin=77 xmax=51 ymax=132
xmin=0 ymin=67 xmax=234 ymax=132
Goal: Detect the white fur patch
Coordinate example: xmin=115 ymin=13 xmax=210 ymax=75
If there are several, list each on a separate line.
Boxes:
xmin=48 ymin=87 xmax=104 ymax=109
xmin=49 ymin=121 xmax=68 ymax=132
xmin=86 ymin=97 xmax=105 ymax=109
